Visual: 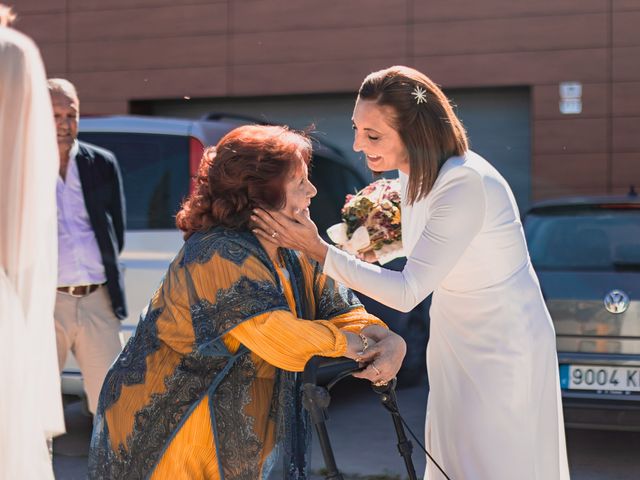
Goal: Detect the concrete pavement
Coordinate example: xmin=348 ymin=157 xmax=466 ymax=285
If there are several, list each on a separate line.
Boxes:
xmin=309 ymin=377 xmax=428 ymax=478
xmin=52 ymin=376 xmax=429 ymax=480
xmin=53 ymin=373 xmax=640 ymax=479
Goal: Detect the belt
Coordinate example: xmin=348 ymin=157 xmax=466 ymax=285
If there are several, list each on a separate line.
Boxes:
xmin=57 ymin=283 xmax=103 ymax=297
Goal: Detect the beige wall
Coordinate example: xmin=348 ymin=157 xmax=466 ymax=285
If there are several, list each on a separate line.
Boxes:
xmin=11 ymin=0 xmax=640 ymax=201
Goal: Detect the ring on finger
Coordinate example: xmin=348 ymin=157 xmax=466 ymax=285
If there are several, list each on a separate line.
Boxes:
xmin=373 ymin=380 xmax=388 ymax=387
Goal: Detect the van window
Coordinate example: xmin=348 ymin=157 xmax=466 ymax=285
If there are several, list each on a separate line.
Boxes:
xmin=309 ymin=155 xmax=366 ymax=237
xmin=78 ymin=132 xmax=190 ymax=230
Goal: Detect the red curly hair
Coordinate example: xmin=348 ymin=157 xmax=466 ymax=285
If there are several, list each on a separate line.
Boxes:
xmin=176 ymin=124 xmax=312 ymax=239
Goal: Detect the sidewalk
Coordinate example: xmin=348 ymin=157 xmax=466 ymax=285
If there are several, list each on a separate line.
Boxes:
xmin=53 ymin=375 xmax=640 ymax=479
xmin=52 ymin=376 xmax=430 ymax=479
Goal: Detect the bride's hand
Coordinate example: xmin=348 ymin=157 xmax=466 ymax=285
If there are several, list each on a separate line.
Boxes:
xmin=357 ymin=249 xmax=378 ymax=264
xmin=251 ymin=208 xmax=329 ymax=263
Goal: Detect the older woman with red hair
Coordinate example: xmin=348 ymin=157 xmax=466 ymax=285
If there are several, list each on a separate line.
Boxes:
xmin=88 ymin=124 xmax=406 ymax=480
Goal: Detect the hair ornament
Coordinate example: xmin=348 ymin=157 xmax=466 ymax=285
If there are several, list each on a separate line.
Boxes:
xmin=411 ymin=85 xmax=427 ymax=105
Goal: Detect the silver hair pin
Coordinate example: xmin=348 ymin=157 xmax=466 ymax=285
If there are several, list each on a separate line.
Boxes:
xmin=411 ymin=85 xmax=427 ymax=105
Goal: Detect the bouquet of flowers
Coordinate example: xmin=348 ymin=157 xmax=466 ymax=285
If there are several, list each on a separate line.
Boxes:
xmin=326 ymin=178 xmax=405 ymax=265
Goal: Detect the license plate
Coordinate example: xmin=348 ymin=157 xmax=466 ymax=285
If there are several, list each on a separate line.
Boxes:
xmin=559 ymin=365 xmax=640 ymax=393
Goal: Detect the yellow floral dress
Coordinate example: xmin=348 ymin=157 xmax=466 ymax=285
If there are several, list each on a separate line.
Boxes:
xmin=88 ymin=228 xmax=385 ymax=479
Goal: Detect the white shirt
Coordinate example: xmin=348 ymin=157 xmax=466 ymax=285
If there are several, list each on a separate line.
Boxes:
xmin=56 ymin=142 xmax=107 ymax=286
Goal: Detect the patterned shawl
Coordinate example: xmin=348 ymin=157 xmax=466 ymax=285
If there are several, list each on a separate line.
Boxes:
xmin=88 ymin=228 xmax=363 ymax=479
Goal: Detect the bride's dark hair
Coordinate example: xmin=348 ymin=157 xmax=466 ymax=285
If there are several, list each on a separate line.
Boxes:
xmin=359 ymin=65 xmax=468 ymax=205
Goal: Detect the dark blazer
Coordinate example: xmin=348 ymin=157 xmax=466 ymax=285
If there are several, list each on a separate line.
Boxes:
xmin=76 ymin=141 xmax=127 ymax=320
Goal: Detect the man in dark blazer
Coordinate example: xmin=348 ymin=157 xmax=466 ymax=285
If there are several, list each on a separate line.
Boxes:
xmin=49 ymin=78 xmax=126 ymax=414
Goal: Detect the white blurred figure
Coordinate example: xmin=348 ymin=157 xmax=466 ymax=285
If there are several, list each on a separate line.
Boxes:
xmin=0 ymin=7 xmax=65 ymax=479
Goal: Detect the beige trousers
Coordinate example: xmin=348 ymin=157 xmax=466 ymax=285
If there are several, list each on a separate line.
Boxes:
xmin=54 ymin=285 xmax=123 ymax=414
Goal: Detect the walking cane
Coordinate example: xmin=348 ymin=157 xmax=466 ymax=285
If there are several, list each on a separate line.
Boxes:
xmin=372 ymin=378 xmax=418 ymax=480
xmin=373 ymin=380 xmax=452 ymax=480
xmin=302 ymin=356 xmax=424 ymax=480
xmin=301 ymin=356 xmax=358 ymax=480
xmin=302 ymin=355 xmax=453 ymax=480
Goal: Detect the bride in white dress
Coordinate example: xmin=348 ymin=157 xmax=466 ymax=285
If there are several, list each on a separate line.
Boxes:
xmin=253 ymin=66 xmax=570 ymax=480
xmin=0 ymin=14 xmax=65 ymax=479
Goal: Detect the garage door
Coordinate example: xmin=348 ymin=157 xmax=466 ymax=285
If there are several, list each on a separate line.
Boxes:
xmin=447 ymin=87 xmax=531 ymax=212
xmin=148 ymin=87 xmax=531 ymax=211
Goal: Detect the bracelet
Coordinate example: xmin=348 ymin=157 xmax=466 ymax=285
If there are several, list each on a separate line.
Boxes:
xmin=357 ymin=333 xmax=369 ymax=356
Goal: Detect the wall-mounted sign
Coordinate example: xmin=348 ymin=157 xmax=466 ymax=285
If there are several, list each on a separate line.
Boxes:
xmin=560 ymin=98 xmax=582 ymax=114
xmin=559 ymin=81 xmax=582 ymax=115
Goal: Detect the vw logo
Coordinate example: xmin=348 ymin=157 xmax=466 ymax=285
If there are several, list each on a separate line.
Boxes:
xmin=604 ymin=289 xmax=630 ymax=314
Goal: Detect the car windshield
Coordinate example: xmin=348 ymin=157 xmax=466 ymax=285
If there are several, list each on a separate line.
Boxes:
xmin=524 ymin=206 xmax=640 ymax=271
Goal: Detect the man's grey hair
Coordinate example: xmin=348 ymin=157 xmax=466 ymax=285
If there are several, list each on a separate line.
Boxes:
xmin=48 ymin=78 xmax=79 ymax=101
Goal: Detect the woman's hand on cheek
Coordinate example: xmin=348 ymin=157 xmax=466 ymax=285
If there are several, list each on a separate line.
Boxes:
xmin=251 ymin=208 xmax=329 ymax=263
xmin=250 ymin=209 xmax=288 ymax=247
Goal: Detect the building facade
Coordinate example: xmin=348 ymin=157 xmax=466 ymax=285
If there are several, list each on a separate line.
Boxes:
xmin=12 ymin=0 xmax=640 ymax=208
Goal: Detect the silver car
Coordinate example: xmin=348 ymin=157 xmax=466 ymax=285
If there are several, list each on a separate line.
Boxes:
xmin=523 ymin=193 xmax=640 ymax=430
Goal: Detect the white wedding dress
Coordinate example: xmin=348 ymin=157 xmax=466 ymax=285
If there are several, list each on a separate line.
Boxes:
xmin=324 ymin=151 xmax=570 ymax=479
xmin=0 ymin=26 xmax=65 ymax=479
